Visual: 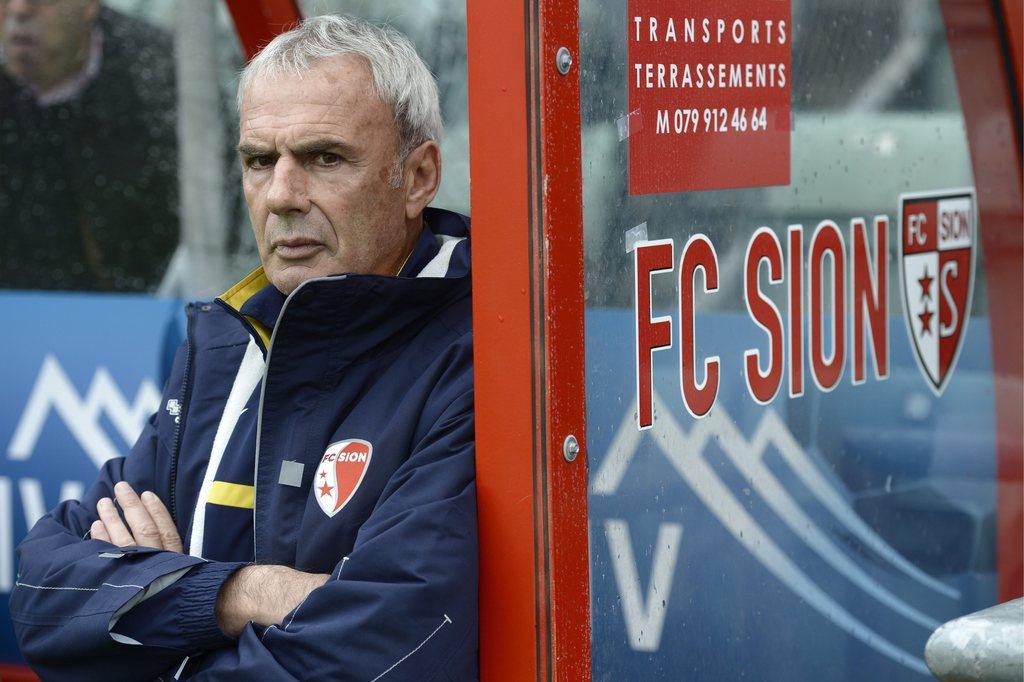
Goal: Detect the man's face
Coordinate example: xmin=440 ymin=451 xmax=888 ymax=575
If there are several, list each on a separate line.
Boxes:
xmin=239 ymin=55 xmax=423 ymax=295
xmin=0 ymin=0 xmax=98 ymax=91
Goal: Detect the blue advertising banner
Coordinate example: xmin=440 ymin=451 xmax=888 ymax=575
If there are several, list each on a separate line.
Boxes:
xmin=0 ymin=291 xmax=182 ymax=663
xmin=586 ymin=309 xmax=998 ymax=680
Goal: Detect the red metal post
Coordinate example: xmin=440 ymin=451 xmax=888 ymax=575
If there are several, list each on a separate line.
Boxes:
xmin=538 ymin=3 xmax=591 ymax=677
xmin=466 ymin=0 xmax=540 ymax=676
xmin=223 ymin=0 xmax=303 ymax=60
xmin=999 ymin=0 xmax=1022 ymax=107
xmin=941 ymin=0 xmax=1024 ymax=602
xmin=468 ymin=0 xmax=591 ymax=679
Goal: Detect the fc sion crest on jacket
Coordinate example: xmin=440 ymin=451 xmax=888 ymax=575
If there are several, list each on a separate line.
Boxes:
xmin=316 ymin=439 xmax=373 ymax=517
xmin=899 ymin=189 xmax=977 ymax=395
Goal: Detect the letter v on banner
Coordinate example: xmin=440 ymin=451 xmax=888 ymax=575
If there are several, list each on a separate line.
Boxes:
xmin=605 ymin=519 xmax=683 ymax=652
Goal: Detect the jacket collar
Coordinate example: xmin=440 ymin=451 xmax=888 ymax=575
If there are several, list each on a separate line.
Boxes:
xmin=217 ymin=207 xmax=470 ymax=348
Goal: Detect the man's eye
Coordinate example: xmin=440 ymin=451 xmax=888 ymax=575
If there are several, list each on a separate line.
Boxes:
xmin=316 ymin=152 xmax=342 ymax=166
xmin=247 ymin=156 xmax=273 ymax=170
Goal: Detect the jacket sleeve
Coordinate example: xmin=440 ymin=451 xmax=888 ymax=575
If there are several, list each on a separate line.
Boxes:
xmin=186 ymin=388 xmax=478 ymax=682
xmin=9 ymin=355 xmax=243 ymax=680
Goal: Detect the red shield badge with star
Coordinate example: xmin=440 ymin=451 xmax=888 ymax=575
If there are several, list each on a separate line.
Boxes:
xmin=899 ymin=189 xmax=977 ymax=395
xmin=315 ymin=439 xmax=373 ymax=518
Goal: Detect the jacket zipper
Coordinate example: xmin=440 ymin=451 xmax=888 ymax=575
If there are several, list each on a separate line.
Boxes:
xmin=168 ymin=303 xmax=198 ymax=525
xmin=251 ymin=276 xmax=342 ymax=560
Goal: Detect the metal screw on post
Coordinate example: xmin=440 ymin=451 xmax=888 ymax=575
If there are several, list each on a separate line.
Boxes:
xmin=562 ymin=434 xmax=580 ymax=462
xmin=556 ymin=47 xmax=572 ymax=75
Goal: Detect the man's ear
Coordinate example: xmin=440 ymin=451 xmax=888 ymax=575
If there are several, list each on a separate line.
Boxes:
xmin=404 ymin=141 xmax=441 ymax=221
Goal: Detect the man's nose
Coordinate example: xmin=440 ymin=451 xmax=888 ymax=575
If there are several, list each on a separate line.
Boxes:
xmin=265 ymin=156 xmax=311 ymax=215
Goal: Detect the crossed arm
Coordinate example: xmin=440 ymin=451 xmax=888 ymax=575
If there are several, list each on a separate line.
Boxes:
xmin=92 ymin=481 xmax=328 ymax=637
xmin=12 ymin=385 xmax=477 ymax=680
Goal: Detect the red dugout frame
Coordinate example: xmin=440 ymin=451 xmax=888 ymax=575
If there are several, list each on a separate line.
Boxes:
xmin=940 ymin=0 xmax=1024 ymax=603
xmin=467 ymin=0 xmax=1023 ymax=674
xmin=467 ymin=1 xmax=592 ymax=679
xmin=224 ymin=0 xmax=303 ymax=59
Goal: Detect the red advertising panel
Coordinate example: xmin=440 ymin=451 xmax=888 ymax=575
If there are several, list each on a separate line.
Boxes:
xmin=627 ymin=0 xmax=792 ymax=195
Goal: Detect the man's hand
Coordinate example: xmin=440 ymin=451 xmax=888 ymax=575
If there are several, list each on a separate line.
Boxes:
xmin=90 ymin=482 xmax=183 ymax=553
xmin=215 ymin=565 xmax=330 ymax=637
xmin=91 ymin=482 xmax=329 ymax=639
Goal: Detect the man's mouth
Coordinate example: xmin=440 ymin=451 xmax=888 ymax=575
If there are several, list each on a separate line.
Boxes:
xmin=272 ymin=237 xmax=324 ymax=260
xmin=3 ymin=32 xmax=38 ymax=58
xmin=6 ymin=31 xmax=37 ymax=47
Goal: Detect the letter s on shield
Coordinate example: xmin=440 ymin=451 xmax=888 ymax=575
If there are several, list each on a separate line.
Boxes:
xmin=898 ymin=189 xmax=977 ymax=395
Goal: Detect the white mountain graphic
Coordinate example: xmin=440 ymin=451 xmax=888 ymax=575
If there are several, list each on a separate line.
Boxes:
xmin=7 ymin=355 xmax=160 ymax=469
xmin=593 ymin=394 xmax=958 ymax=674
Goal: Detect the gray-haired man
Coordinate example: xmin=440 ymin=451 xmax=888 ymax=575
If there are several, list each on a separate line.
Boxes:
xmin=11 ymin=15 xmax=477 ymax=681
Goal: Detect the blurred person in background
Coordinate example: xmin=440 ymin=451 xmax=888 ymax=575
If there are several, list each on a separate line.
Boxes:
xmin=0 ymin=0 xmax=178 ymax=292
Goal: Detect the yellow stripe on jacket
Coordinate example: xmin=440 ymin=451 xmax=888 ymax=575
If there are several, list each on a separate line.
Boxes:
xmin=207 ymin=481 xmax=255 ymax=509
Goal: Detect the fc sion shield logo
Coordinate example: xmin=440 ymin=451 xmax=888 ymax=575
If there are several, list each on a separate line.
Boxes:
xmin=899 ymin=189 xmax=977 ymax=395
xmin=315 ymin=439 xmax=373 ymax=518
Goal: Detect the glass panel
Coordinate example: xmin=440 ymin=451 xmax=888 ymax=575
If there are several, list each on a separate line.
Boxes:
xmin=582 ymin=1 xmax=998 ymax=679
xmin=0 ymin=0 xmax=247 ymax=295
xmin=300 ymin=0 xmax=469 ymax=217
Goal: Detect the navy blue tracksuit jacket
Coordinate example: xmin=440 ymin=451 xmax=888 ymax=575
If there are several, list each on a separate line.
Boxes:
xmin=10 ymin=208 xmax=477 ymax=680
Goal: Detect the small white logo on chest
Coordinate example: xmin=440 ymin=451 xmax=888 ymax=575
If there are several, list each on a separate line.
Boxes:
xmin=315 ymin=439 xmax=373 ymax=518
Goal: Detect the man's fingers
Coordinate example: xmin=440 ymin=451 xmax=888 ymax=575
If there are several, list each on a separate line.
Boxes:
xmin=90 ymin=520 xmax=111 ymax=543
xmin=96 ymin=497 xmax=135 ymax=547
xmin=93 ymin=486 xmax=182 ymax=552
xmin=114 ymin=482 xmax=163 ymax=549
xmin=141 ymin=490 xmax=183 ymax=553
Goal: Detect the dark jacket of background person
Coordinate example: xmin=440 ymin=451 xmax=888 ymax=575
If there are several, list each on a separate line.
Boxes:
xmin=0 ymin=7 xmax=178 ymax=292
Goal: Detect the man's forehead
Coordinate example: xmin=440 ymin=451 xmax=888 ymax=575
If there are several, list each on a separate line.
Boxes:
xmin=241 ymin=55 xmax=379 ymax=112
xmin=238 ymin=56 xmax=392 ymax=145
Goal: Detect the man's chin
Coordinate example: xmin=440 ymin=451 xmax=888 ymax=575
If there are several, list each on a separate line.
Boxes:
xmin=269 ymin=273 xmax=304 ymax=296
xmin=2 ymin=55 xmax=39 ymax=82
xmin=267 ymin=262 xmax=326 ymax=296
